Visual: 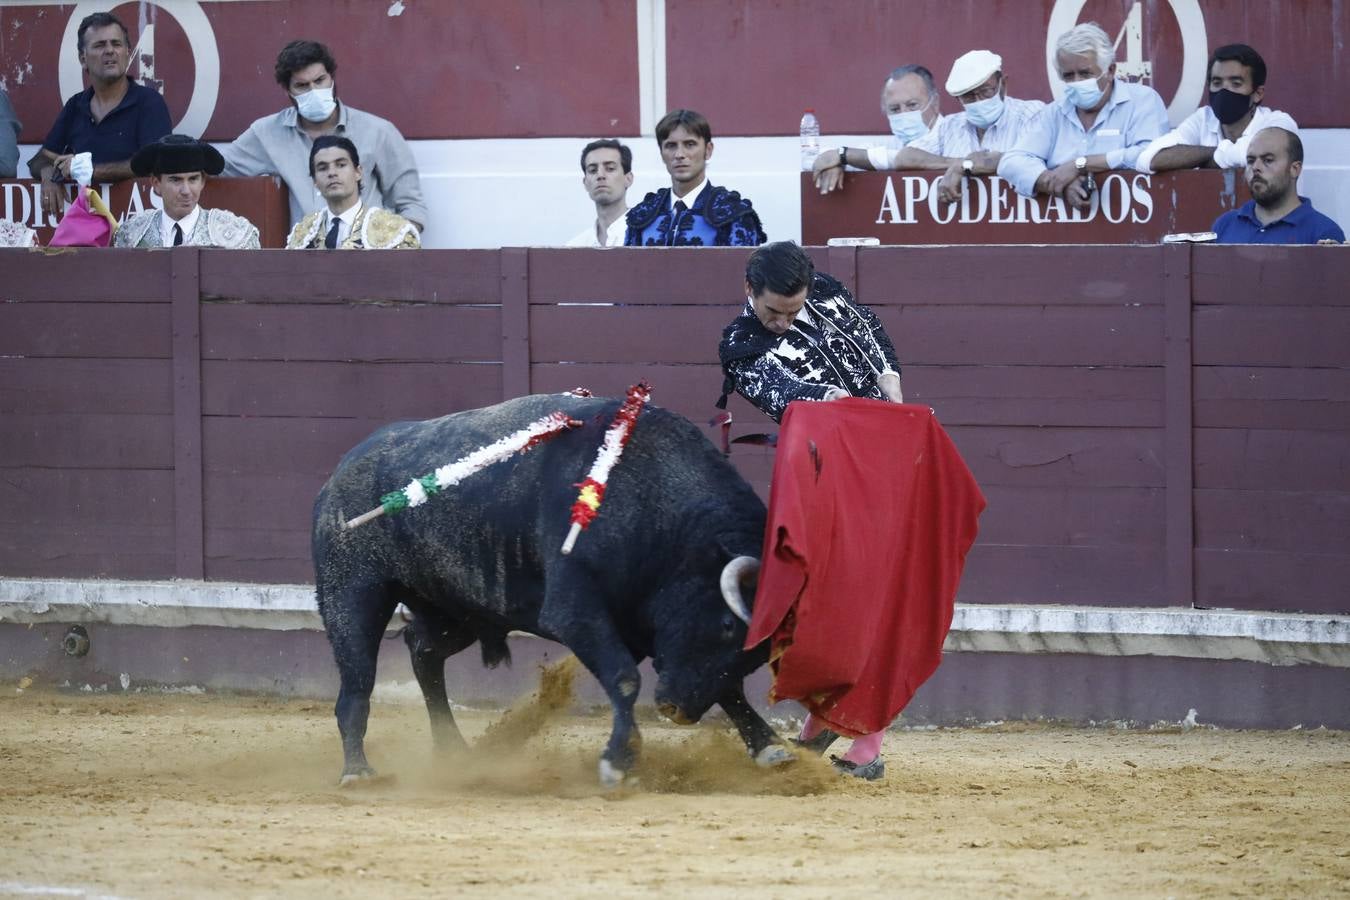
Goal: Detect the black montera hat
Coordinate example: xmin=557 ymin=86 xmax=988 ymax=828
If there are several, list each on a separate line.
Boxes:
xmin=130 ymin=134 xmax=226 ymax=177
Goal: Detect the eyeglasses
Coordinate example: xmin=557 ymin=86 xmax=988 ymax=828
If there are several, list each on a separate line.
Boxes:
xmin=958 ymin=76 xmax=1002 ymax=104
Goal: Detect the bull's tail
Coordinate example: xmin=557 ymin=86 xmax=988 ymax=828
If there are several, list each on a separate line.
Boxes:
xmin=479 ymin=626 xmax=512 ymax=669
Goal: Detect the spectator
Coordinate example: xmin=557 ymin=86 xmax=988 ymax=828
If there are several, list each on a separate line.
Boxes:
xmin=1137 ymin=43 xmax=1297 ymax=174
xmin=29 ymin=12 xmax=171 ymax=216
xmin=997 ymin=22 xmax=1168 ymax=210
xmin=1213 ymin=128 xmax=1344 ymax=244
xmin=885 ymin=50 xmax=1046 ymax=203
xmin=566 ymin=139 xmax=633 ymax=247
xmin=812 ymin=65 xmax=942 ymax=193
xmin=625 ymin=109 xmax=766 ymax=246
xmin=0 ymin=88 xmax=20 ymax=178
xmin=113 ymin=135 xmax=260 ymax=249
xmin=286 ymin=136 xmax=420 ymax=249
xmin=224 ymin=40 xmax=427 ymax=231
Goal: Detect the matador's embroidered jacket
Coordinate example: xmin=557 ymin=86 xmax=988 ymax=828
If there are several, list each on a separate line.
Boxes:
xmin=624 ymin=184 xmax=766 ymax=247
xmin=286 ymin=205 xmax=420 ymax=250
xmin=114 ymin=208 xmax=260 ymax=249
xmin=718 ymin=272 xmax=901 ymax=422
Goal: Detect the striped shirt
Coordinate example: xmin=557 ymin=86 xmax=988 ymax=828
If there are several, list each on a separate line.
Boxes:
xmin=906 ymin=97 xmax=1046 ymax=160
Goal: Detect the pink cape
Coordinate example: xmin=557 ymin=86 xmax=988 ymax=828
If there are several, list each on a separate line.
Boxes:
xmin=746 ymin=399 xmax=985 ymax=736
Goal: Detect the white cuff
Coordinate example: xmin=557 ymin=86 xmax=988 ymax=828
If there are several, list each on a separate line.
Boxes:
xmin=866 ymin=145 xmax=896 ymax=170
xmin=1212 ymin=139 xmax=1243 ymax=169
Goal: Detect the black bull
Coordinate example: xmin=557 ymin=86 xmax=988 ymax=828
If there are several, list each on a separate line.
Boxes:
xmin=312 ymin=393 xmax=791 ymax=786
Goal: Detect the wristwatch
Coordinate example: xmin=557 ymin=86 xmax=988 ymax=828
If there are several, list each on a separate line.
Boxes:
xmin=1075 ymin=155 xmax=1088 ymax=172
xmin=962 ymin=158 xmax=974 ymax=174
xmin=836 ymin=146 xmax=848 ymax=167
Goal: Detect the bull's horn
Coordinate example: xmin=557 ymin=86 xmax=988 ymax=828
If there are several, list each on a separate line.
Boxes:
xmin=719 ymin=556 xmax=759 ymax=625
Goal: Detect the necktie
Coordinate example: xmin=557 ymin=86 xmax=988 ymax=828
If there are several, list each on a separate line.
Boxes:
xmin=325 ymin=217 xmax=341 ymax=249
xmin=172 ymin=223 xmax=183 ymax=247
xmin=673 ymin=200 xmax=687 ymax=215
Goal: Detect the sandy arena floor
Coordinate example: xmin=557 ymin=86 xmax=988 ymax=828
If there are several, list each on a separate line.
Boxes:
xmin=1 ymin=670 xmax=1347 ymax=899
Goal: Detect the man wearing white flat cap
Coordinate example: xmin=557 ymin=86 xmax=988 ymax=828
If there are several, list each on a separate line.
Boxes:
xmin=890 ymin=49 xmax=1045 ymax=203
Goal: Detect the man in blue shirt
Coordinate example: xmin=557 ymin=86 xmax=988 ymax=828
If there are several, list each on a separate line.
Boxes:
xmin=29 ymin=12 xmax=171 ymax=217
xmin=1213 ymin=127 xmax=1345 ymax=244
xmin=625 ymin=109 xmax=766 ymax=247
xmin=998 ymin=22 xmax=1168 ymax=211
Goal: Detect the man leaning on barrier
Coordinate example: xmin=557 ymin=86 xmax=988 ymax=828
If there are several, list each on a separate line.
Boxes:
xmin=1137 ymin=43 xmax=1297 ymax=175
xmin=812 ymin=65 xmax=942 ymax=194
xmin=881 ymin=50 xmax=1046 ymax=205
xmin=997 ymin=22 xmax=1167 ymax=211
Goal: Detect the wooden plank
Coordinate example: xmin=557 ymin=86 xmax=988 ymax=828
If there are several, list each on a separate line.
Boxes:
xmin=1162 ymin=241 xmax=1194 ymax=610
xmin=528 ymin=304 xmax=1163 ymax=367
xmin=1194 ymin=490 xmax=1350 ymax=556
xmin=0 ymin=303 xmax=170 ymax=358
xmin=0 ymin=249 xmax=173 ymax=302
xmin=526 ymin=247 xmax=754 ymax=304
xmin=957 ymin=545 xmax=1166 ymax=606
xmin=0 ymin=468 xmax=175 ymax=525
xmin=1194 ymin=549 xmax=1350 ymax=615
xmin=1192 ymin=244 xmax=1350 ymax=307
xmin=204 ymin=472 xmax=330 ymax=533
xmin=825 ymin=244 xmax=857 ymax=296
xmin=0 ymin=414 xmax=173 ymax=469
xmin=975 ymin=486 xmax=1165 ymax=548
xmin=202 ymin=417 xmax=396 ymax=476
xmin=204 ymin=553 xmax=314 ymax=585
xmin=201 ymin=304 xmax=502 ymax=362
xmin=1194 ymin=307 xmax=1350 ymax=367
xmin=530 ymin=362 xmax=1166 ymax=427
xmin=500 ymin=247 xmax=531 ymax=399
xmin=198 ymin=249 xmax=502 ymax=303
xmin=0 ymin=359 xmax=173 ymax=415
xmin=1194 ymin=428 xmax=1350 ymax=492
xmin=1194 ymin=367 xmax=1350 ymax=431
xmin=200 ymin=360 xmax=502 ymax=419
xmin=529 ymin=305 xmax=738 ymax=363
xmin=172 ymin=246 xmax=204 ymax=580
xmin=856 ymin=245 xmax=1165 ymax=306
xmin=943 ymin=426 xmax=1165 ymax=488
xmin=879 ymin=305 xmax=1163 ymax=366
xmin=0 ymin=524 xmax=175 ymax=579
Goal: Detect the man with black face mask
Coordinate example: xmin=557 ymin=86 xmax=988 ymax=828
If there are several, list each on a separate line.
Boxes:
xmin=1136 ymin=44 xmax=1297 ymax=174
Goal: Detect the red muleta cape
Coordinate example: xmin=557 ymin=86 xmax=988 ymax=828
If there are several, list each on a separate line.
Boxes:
xmin=745 ymin=398 xmax=985 ymax=736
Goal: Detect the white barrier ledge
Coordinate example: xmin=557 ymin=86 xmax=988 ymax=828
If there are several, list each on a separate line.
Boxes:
xmin=1 ymin=578 xmax=1347 ymax=667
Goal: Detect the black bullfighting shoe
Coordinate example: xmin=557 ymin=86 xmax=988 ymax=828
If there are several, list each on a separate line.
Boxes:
xmin=831 ymin=755 xmax=885 ymax=781
xmin=791 ymin=728 xmax=841 ymax=756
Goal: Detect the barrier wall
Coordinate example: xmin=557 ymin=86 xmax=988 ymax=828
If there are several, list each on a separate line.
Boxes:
xmin=1 ymin=245 xmax=1346 ymax=615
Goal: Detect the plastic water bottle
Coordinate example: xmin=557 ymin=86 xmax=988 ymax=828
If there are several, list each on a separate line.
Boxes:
xmin=800 ymin=109 xmax=820 ymax=171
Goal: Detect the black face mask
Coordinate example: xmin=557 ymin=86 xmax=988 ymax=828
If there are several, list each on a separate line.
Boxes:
xmin=1209 ymin=88 xmax=1255 ymax=125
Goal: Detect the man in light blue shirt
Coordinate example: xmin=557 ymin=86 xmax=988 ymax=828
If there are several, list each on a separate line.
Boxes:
xmin=998 ymin=22 xmax=1168 ymax=210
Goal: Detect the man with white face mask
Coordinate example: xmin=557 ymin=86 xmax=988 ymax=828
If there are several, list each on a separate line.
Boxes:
xmin=998 ymin=22 xmax=1167 ymax=210
xmin=222 ymin=40 xmax=427 ymax=230
xmin=879 ymin=50 xmax=1045 ymax=204
xmin=811 ymin=65 xmax=941 ymax=194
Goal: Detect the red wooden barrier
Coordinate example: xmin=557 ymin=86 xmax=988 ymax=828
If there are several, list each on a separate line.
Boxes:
xmin=1 ymin=246 xmax=1345 ymax=615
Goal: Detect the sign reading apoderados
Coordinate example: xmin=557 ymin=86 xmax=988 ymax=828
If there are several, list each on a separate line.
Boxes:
xmin=800 ymin=170 xmax=1250 ymax=246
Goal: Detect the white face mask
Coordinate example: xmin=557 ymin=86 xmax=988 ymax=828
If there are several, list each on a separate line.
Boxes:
xmin=295 ymin=87 xmax=336 ymax=123
xmin=887 ymin=108 xmax=930 ymax=143
xmin=962 ymin=93 xmax=1004 ymax=129
xmin=1063 ymin=74 xmax=1105 ymax=110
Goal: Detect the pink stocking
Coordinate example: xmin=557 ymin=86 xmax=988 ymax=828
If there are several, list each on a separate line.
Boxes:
xmin=842 ymin=729 xmax=884 ymax=764
xmin=798 ymin=712 xmax=827 ymax=741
